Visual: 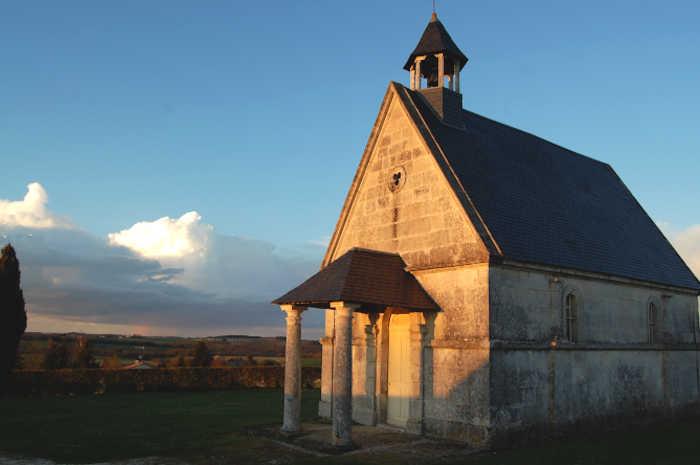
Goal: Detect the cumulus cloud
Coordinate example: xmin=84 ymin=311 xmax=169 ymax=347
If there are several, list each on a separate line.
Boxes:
xmin=0 ymin=183 xmax=324 ymax=337
xmin=107 ymin=211 xmax=211 ymax=259
xmin=107 ymin=212 xmax=318 ymax=302
xmin=0 ymin=182 xmax=70 ymax=229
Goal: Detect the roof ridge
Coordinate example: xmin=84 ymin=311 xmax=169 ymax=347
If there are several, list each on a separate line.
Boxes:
xmin=459 ymin=107 xmax=611 ymax=168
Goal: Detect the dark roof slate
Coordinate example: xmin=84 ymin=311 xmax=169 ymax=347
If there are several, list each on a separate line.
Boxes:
xmin=404 ymin=14 xmax=468 ymax=71
xmin=272 ymin=248 xmax=438 ymax=310
xmin=403 ymin=85 xmax=700 ymax=292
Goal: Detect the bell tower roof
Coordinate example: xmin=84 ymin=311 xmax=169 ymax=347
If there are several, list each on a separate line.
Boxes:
xmin=403 ymin=13 xmax=468 ymax=71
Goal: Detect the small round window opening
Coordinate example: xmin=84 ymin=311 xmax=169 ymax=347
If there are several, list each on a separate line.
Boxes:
xmin=388 ymin=166 xmax=406 ymax=193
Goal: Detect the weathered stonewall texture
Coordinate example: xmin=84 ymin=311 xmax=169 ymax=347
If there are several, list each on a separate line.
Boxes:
xmin=488 ymin=266 xmax=700 ymax=442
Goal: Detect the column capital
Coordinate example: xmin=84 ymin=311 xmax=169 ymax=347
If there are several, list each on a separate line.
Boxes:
xmin=280 ymin=304 xmax=306 ymax=314
xmin=330 ymin=301 xmax=361 ymax=312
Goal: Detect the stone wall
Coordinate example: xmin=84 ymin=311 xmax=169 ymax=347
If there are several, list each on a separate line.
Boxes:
xmin=417 ymin=265 xmax=491 ymax=443
xmin=490 ymin=265 xmax=699 ymax=345
xmin=488 ymin=264 xmax=700 ymax=440
xmin=320 ymin=89 xmax=493 ymax=444
xmin=330 ymin=92 xmax=487 ymax=269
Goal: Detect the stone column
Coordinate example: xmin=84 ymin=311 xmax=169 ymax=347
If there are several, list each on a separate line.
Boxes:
xmin=437 ymin=53 xmax=445 ymax=88
xmin=330 ymin=301 xmax=358 ymax=447
xmin=364 ymin=313 xmax=379 ymax=425
xmin=375 ymin=311 xmax=390 ymax=424
xmin=415 ymin=56 xmax=425 ymax=90
xmin=318 ymin=307 xmax=335 ymax=418
xmin=454 ymin=61 xmax=460 ymax=93
xmin=406 ymin=313 xmax=427 ymax=434
xmin=280 ymin=304 xmax=305 ymax=433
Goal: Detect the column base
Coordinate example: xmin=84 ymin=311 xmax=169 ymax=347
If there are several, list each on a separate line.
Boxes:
xmin=318 ymin=400 xmax=332 ymax=418
xmin=405 ymin=418 xmax=423 ymax=435
xmin=331 ymin=439 xmax=357 ymax=451
xmin=280 ymin=426 xmax=302 ymax=437
xmin=352 ymin=405 xmax=376 ymax=426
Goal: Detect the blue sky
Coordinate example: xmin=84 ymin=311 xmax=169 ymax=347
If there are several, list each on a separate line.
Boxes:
xmin=0 ymin=1 xmax=698 ymax=335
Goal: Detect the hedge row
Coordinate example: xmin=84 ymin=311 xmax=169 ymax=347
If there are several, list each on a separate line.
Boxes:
xmin=6 ymin=366 xmax=321 ymax=396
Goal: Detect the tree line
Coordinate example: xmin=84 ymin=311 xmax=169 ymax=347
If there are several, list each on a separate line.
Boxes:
xmin=39 ymin=339 xmax=217 ymax=369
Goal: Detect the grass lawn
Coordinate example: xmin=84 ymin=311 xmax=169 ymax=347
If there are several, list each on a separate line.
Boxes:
xmin=0 ymin=389 xmax=320 ymax=463
xmin=1 ymin=389 xmax=700 ymax=465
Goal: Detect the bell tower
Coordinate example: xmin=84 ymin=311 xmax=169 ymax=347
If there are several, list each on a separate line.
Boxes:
xmin=404 ymin=12 xmax=468 ymax=128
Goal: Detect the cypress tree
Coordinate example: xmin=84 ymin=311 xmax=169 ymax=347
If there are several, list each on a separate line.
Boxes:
xmin=0 ymin=244 xmax=27 ymax=384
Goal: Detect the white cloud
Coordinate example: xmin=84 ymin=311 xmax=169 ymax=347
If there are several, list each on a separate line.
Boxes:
xmin=0 ymin=182 xmax=70 ymax=229
xmin=107 ymin=211 xmax=212 ymax=259
xmin=672 ymin=225 xmax=700 ymax=277
xmin=0 ymin=182 xmax=324 ymax=336
xmin=107 ymin=211 xmax=319 ymax=302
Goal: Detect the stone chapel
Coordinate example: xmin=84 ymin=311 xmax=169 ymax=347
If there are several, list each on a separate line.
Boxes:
xmin=273 ymin=12 xmax=700 ymax=448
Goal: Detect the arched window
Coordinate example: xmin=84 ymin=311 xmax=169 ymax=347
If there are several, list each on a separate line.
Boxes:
xmin=565 ymin=293 xmax=578 ymax=343
xmin=648 ymin=302 xmax=658 ymax=344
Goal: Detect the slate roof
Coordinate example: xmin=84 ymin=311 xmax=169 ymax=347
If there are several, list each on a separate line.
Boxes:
xmin=401 ymin=85 xmax=700 ymax=292
xmin=403 ymin=13 xmax=468 ymax=71
xmin=273 ymin=248 xmax=438 ymax=310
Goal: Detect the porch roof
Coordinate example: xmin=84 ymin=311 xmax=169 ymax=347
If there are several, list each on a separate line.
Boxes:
xmin=272 ymin=248 xmax=439 ymax=311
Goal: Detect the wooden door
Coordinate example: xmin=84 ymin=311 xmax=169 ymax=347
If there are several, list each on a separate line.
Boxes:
xmin=387 ymin=313 xmax=411 ymax=427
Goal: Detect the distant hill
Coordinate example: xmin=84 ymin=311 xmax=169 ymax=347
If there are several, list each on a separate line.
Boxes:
xmin=18 ymin=332 xmax=320 ymax=369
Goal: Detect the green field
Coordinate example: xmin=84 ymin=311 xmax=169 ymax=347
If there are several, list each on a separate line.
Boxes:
xmin=1 ymin=390 xmax=700 ymax=465
xmin=0 ymin=389 xmax=319 ymax=463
